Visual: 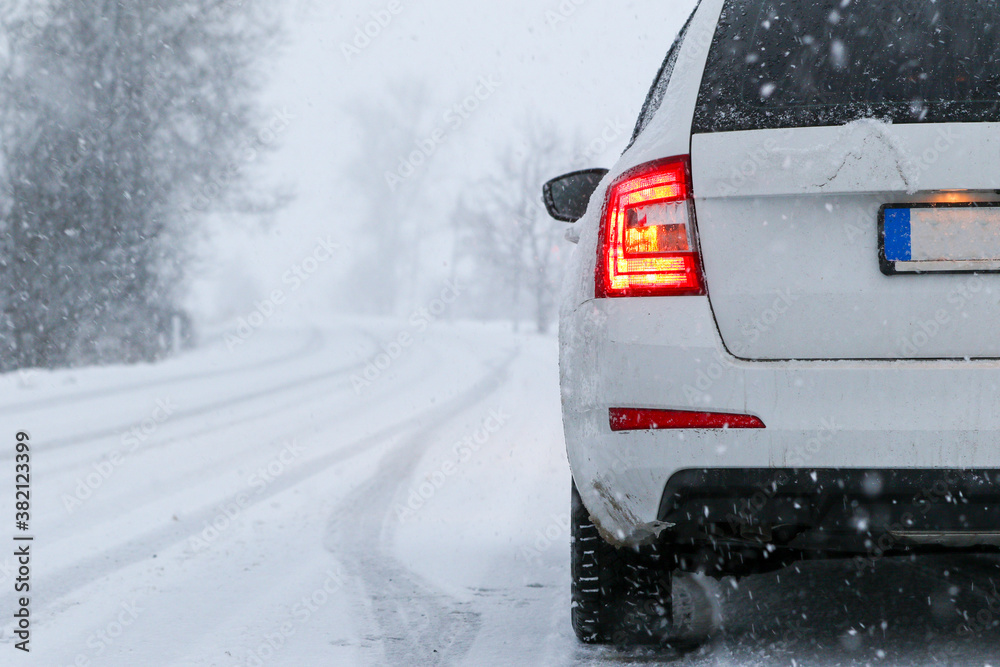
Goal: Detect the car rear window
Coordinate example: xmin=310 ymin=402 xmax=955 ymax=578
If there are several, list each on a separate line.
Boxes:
xmin=693 ymin=0 xmax=1000 ymax=134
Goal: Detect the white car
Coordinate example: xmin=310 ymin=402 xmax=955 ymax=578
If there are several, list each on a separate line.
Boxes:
xmin=545 ymin=0 xmax=1000 ymax=646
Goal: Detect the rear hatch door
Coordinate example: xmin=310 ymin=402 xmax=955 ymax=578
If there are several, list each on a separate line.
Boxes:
xmin=690 ymin=0 xmax=1000 ymax=360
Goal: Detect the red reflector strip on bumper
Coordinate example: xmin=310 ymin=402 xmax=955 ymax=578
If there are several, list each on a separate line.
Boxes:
xmin=609 ymin=408 xmax=766 ymax=432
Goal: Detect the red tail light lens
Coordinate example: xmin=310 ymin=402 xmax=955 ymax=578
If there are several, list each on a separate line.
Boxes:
xmin=610 ymin=408 xmax=765 ymax=432
xmin=596 ymin=156 xmax=704 ymax=298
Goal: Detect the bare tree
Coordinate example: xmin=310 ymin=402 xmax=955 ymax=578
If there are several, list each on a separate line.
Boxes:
xmin=457 ymin=118 xmax=578 ymax=334
xmin=0 ymin=0 xmax=282 ymax=370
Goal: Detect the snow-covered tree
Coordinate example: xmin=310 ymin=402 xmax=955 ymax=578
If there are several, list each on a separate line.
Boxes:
xmin=0 ymin=0 xmax=282 ymax=370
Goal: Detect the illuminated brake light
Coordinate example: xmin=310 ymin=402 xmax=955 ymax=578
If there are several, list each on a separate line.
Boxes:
xmin=596 ymin=156 xmax=704 ymax=298
xmin=609 ymin=408 xmax=765 ymax=432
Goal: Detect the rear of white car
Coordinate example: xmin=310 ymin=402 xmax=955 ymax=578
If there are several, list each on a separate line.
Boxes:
xmin=556 ymin=0 xmax=1000 ymax=645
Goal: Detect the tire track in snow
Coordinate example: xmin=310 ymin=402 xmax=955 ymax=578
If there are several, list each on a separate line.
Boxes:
xmin=29 ymin=347 xmax=518 ymax=623
xmin=32 ymin=413 xmax=425 ymax=614
xmin=40 ymin=342 xmax=440 ymax=479
xmin=37 ymin=329 xmax=450 ymax=568
xmin=0 ymin=327 xmax=333 ymax=416
xmin=2 ymin=329 xmax=392 ymax=460
xmin=323 ymin=349 xmax=520 ymax=666
xmin=40 ymin=342 xmax=447 ymax=550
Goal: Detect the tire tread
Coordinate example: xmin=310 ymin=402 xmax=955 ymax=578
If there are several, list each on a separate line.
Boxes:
xmin=571 ymin=483 xmax=673 ymax=645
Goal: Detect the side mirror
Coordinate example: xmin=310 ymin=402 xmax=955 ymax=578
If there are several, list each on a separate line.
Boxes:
xmin=543 ymin=168 xmax=609 ymax=223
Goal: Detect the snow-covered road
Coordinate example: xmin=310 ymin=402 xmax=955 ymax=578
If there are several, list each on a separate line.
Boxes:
xmin=2 ymin=319 xmax=998 ymax=666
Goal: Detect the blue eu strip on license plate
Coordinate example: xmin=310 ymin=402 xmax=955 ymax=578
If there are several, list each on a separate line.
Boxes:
xmin=883 ymin=208 xmax=912 ymax=263
xmin=881 ymin=204 xmax=1000 ymax=274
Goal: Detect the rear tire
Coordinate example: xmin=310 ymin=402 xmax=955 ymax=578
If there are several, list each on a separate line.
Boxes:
xmin=571 ymin=482 xmax=673 ymax=645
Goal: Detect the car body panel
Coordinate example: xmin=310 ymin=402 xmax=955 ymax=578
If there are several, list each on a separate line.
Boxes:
xmin=691 ymin=122 xmax=1000 ymax=360
xmin=563 ymin=297 xmax=1000 ymax=546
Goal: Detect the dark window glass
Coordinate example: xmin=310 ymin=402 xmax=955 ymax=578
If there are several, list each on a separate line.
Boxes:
xmin=694 ymin=0 xmax=1000 ymax=133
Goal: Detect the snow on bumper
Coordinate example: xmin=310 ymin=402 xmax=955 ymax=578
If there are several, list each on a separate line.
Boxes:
xmin=561 ymin=297 xmax=1000 ymax=547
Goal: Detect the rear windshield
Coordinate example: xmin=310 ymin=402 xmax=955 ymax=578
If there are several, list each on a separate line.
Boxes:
xmin=694 ymin=0 xmax=1000 ymax=133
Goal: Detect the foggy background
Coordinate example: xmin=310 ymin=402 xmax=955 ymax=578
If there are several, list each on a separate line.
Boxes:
xmin=0 ymin=0 xmax=695 ymax=371
xmin=208 ymin=0 xmax=695 ymax=336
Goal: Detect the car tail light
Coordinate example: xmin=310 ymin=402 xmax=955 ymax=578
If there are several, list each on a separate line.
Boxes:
xmin=596 ymin=156 xmax=704 ymax=298
xmin=609 ymin=408 xmax=765 ymax=432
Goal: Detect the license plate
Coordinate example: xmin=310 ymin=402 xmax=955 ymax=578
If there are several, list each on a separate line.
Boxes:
xmin=880 ymin=203 xmax=1000 ymax=275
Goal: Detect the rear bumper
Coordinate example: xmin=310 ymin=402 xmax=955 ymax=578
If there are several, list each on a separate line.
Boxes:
xmin=660 ymin=468 xmax=1000 ymax=553
xmin=560 ymin=297 xmax=1000 ymax=547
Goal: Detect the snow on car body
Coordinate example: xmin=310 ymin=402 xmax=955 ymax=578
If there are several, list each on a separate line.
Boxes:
xmin=549 ymin=0 xmax=1000 ymax=644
